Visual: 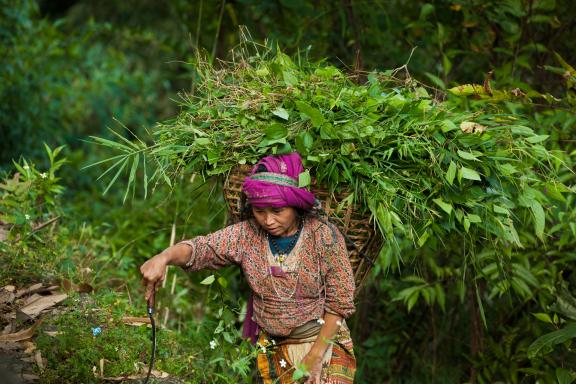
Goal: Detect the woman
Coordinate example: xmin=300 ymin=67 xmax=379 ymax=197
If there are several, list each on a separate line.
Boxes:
xmin=140 ymin=152 xmax=356 ymax=383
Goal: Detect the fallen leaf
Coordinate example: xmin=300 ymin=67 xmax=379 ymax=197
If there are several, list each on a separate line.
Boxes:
xmin=103 ymin=369 xmax=170 ymax=381
xmin=23 ymin=341 xmax=36 ymax=354
xmin=121 ymin=316 xmax=151 ymax=326
xmin=2 ymin=323 xmax=13 ymax=335
xmin=20 ymin=373 xmax=40 ymax=381
xmin=18 ymin=293 xmax=67 ymax=319
xmin=44 ymin=331 xmax=60 ymax=337
xmin=2 ymin=285 xmax=16 ymax=292
xmin=0 ymin=286 xmax=16 ymax=305
xmin=77 ymin=283 xmax=93 ymax=293
xmin=460 ymin=121 xmax=487 ymax=134
xmin=34 ymin=350 xmax=45 ymax=372
xmin=22 ymin=294 xmax=44 ymax=307
xmin=0 ymin=320 xmax=42 ymax=342
xmin=15 ymin=283 xmax=44 ymax=298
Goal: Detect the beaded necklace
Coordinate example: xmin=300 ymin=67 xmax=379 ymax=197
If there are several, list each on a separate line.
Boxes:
xmin=268 ymin=219 xmax=303 ymax=266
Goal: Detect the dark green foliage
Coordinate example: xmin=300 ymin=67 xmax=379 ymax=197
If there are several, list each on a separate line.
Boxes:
xmin=1 ymin=0 xmax=576 ymax=383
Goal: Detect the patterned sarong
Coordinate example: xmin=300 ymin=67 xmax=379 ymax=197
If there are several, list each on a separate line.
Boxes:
xmin=255 ymin=324 xmax=356 ymax=383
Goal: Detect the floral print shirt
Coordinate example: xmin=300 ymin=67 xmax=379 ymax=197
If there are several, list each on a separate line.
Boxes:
xmin=178 ymin=216 xmax=356 ymax=337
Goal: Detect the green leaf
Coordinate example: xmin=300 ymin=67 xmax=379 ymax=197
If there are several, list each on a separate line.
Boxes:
xmin=272 ymin=107 xmax=289 ymax=120
xmin=448 ymin=84 xmax=485 ymax=96
xmin=200 ymin=275 xmax=215 ymax=285
xmin=532 ymin=313 xmax=553 ymax=324
xmin=510 ymin=125 xmax=534 ymax=136
xmin=195 ymin=137 xmax=211 ymax=146
xmin=435 ymin=284 xmax=446 ymax=312
xmin=295 ymin=131 xmax=314 ymax=154
xmin=406 ymin=290 xmax=420 ymax=312
xmin=103 ymin=157 xmax=129 ymax=195
xmin=493 ymin=205 xmax=510 ymax=215
xmin=433 ymin=198 xmax=452 ymax=215
xmin=498 ymin=163 xmax=519 ymax=176
xmin=526 ymin=134 xmax=549 ymax=144
xmin=419 ymin=3 xmax=435 ymax=19
xmin=467 ymin=214 xmax=482 ymax=223
xmin=217 ymin=277 xmax=228 ymax=288
xmin=298 ymin=170 xmax=311 ymax=188
xmin=527 ymin=323 xmax=576 ymax=359
xmin=264 ymin=123 xmax=288 ymax=140
xmin=530 ymin=200 xmax=546 ymax=240
xmin=441 ymin=120 xmax=458 ymax=132
xmin=459 ymin=166 xmax=481 ymax=181
xmin=457 ymin=150 xmax=481 ymax=161
xmin=445 ymin=161 xmax=456 ymax=185
xmin=292 ymin=365 xmax=308 ymax=381
xmin=556 ymin=368 xmax=574 ymax=384
xmin=123 ymin=154 xmax=140 ymax=203
xmin=283 ymin=70 xmax=298 ymax=86
xmin=463 ymin=217 xmax=470 ymax=232
xmin=88 ymin=136 xmax=132 ymax=153
xmin=417 ymin=230 xmax=431 ymax=247
xmin=424 ymin=72 xmax=445 ymax=89
xmin=295 ymin=101 xmax=325 ymax=128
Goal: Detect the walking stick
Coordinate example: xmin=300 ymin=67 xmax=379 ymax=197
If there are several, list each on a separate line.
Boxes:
xmin=144 ymin=285 xmax=157 ymax=384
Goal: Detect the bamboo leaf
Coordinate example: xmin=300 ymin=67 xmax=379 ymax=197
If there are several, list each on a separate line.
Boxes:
xmin=103 ymin=158 xmax=129 ymax=195
xmin=143 ymin=156 xmax=148 ymax=199
xmin=123 ymin=154 xmax=140 ymax=203
xmin=81 ymin=154 xmax=126 ymax=170
xmin=96 ymin=156 xmax=128 ymax=181
xmin=88 ymin=136 xmax=132 ymax=153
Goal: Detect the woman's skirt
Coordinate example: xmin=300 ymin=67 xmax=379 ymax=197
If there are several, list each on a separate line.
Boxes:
xmin=255 ymin=323 xmax=356 ymax=383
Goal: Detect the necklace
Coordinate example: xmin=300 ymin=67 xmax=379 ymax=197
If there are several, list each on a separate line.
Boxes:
xmin=268 ymin=220 xmax=302 ymax=265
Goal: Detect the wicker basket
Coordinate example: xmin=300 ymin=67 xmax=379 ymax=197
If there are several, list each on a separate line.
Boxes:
xmin=222 ymin=165 xmax=380 ymax=295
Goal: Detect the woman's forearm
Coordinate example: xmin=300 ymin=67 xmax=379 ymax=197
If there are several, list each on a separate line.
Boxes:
xmin=308 ymin=312 xmax=342 ymax=358
xmin=161 ymin=243 xmax=193 ymax=267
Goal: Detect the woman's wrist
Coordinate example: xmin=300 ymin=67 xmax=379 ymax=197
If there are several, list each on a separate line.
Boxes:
xmin=162 ymin=243 xmax=192 ymax=267
xmin=308 ymin=345 xmax=326 ymax=359
xmin=160 ymin=249 xmax=173 ymax=265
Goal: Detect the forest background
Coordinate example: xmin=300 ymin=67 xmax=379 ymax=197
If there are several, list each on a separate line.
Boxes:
xmin=1 ymin=0 xmax=575 ymax=383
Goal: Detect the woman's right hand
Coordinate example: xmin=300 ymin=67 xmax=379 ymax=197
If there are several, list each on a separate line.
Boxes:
xmin=140 ymin=251 xmax=170 ymax=302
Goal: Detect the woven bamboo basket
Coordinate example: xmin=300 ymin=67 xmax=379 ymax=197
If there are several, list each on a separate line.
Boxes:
xmin=222 ymin=165 xmax=381 ymax=296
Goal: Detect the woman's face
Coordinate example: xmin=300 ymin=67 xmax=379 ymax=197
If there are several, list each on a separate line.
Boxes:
xmin=252 ymin=206 xmax=299 ymax=237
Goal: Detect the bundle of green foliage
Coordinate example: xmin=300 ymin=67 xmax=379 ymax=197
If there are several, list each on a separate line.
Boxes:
xmin=92 ymin=43 xmax=567 ymax=269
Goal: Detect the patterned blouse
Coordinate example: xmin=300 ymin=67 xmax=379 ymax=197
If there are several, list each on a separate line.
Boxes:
xmin=178 ymin=215 xmax=356 ymax=337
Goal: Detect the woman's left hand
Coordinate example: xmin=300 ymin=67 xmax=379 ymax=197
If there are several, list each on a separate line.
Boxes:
xmin=301 ymin=352 xmax=323 ymax=384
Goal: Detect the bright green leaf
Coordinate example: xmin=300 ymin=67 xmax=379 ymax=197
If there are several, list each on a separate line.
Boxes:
xmin=433 ymin=198 xmax=453 ymax=215
xmin=459 ymin=166 xmax=481 ymax=181
xmin=200 ymin=275 xmax=215 ymax=285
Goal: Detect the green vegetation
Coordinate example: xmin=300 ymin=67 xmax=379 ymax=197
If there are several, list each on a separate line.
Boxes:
xmin=1 ymin=0 xmax=575 ymax=383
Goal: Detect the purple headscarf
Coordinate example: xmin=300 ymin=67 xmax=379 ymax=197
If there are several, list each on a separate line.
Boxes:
xmin=242 ymin=152 xmax=315 ymax=209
